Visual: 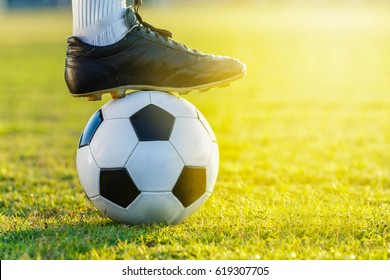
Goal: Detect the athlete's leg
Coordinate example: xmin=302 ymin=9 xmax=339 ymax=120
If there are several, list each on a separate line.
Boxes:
xmin=71 ymin=0 xmax=128 ymax=46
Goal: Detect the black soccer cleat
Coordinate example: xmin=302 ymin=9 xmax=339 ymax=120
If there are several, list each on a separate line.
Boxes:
xmin=65 ymin=3 xmax=246 ymax=101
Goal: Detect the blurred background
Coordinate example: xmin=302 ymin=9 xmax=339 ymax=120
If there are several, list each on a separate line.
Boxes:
xmin=0 ymin=0 xmax=388 ymax=9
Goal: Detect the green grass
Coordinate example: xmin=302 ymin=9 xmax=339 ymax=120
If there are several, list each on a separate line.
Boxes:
xmin=0 ymin=2 xmax=390 ymax=260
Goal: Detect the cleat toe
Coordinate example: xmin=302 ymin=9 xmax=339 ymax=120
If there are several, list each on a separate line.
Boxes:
xmin=218 ymin=83 xmax=231 ymax=89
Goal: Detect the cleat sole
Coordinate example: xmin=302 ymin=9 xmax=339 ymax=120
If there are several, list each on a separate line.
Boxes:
xmin=71 ymin=70 xmax=246 ymax=101
xmin=87 ymin=93 xmax=102 ymax=101
xmin=110 ymin=90 xmax=126 ymax=99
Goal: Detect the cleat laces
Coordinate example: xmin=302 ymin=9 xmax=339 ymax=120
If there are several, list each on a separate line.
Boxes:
xmin=133 ymin=0 xmax=173 ymax=39
xmin=131 ymin=1 xmax=199 ymax=52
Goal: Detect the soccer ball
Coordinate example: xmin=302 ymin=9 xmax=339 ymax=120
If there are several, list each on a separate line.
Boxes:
xmin=76 ymin=91 xmax=219 ymax=224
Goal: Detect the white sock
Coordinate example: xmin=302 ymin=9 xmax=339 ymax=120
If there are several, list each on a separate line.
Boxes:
xmin=72 ymin=0 xmax=128 ymax=46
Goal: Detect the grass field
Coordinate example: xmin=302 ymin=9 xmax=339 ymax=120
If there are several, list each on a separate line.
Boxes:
xmin=0 ymin=2 xmax=389 ymax=260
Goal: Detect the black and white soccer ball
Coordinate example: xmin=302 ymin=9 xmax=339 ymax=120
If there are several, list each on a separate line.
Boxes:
xmin=76 ymin=91 xmax=219 ymax=224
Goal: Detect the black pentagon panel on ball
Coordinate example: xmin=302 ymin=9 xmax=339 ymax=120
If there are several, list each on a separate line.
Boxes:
xmin=100 ymin=169 xmax=141 ymax=208
xmin=79 ymin=109 xmax=103 ymax=148
xmin=173 ymin=167 xmax=206 ymax=208
xmin=130 ymin=104 xmax=175 ymax=141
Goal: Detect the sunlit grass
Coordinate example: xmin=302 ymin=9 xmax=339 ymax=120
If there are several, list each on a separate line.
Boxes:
xmin=0 ymin=2 xmax=389 ymax=259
